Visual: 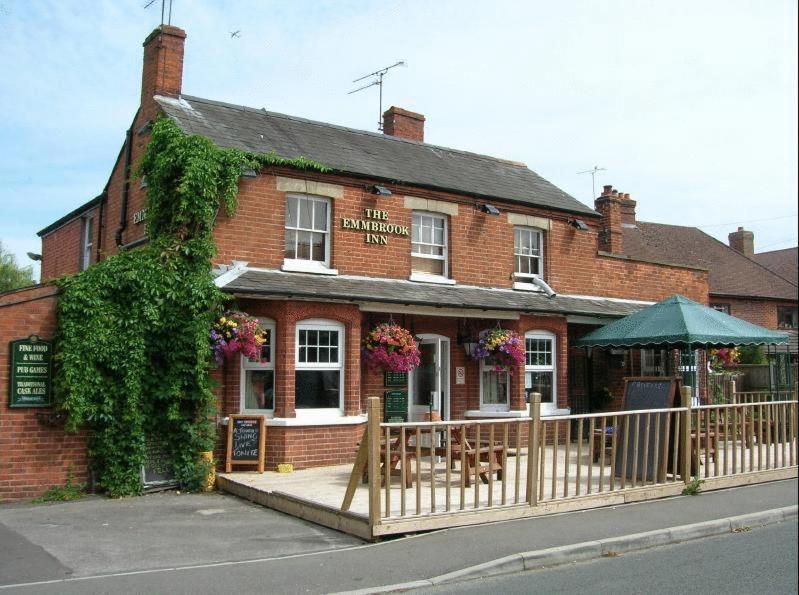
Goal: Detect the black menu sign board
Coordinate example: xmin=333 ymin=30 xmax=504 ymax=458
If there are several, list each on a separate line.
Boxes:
xmin=226 ymin=415 xmax=265 ymax=472
xmin=9 ymin=335 xmax=52 ymax=407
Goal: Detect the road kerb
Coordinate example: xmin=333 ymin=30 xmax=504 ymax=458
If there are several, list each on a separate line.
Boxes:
xmin=336 ymin=505 xmax=797 ymax=594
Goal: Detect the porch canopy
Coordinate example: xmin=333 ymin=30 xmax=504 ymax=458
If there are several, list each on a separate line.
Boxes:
xmin=573 ymin=294 xmax=789 ymax=349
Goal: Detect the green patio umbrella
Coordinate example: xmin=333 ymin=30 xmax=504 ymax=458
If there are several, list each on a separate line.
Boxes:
xmin=573 ymin=294 xmax=789 ymax=349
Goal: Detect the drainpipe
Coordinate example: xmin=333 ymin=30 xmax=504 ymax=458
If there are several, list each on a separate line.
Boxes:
xmin=115 ymin=126 xmax=134 ymax=247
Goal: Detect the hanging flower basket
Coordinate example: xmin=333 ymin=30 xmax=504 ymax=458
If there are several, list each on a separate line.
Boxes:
xmin=362 ymin=323 xmax=421 ymax=372
xmin=471 ymin=328 xmax=525 ymax=372
xmin=210 ymin=311 xmax=268 ymax=363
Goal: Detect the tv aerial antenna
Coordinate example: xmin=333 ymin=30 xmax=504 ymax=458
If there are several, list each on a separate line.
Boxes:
xmin=348 ymin=60 xmax=406 ymax=131
xmin=144 ymin=0 xmax=173 ymax=25
xmin=577 ymin=165 xmax=607 ymax=199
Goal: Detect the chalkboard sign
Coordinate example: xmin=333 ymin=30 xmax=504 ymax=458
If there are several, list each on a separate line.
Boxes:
xmin=615 ymin=377 xmax=678 ymax=482
xmin=384 ymin=371 xmax=408 ymax=387
xmin=140 ymin=435 xmax=178 ymax=490
xmin=8 ymin=335 xmax=52 ymax=407
xmin=226 ymin=415 xmax=265 ymax=473
xmin=384 ymin=390 xmax=408 ymax=423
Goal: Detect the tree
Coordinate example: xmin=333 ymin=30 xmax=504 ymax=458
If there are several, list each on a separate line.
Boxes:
xmin=0 ymin=241 xmax=35 ymax=293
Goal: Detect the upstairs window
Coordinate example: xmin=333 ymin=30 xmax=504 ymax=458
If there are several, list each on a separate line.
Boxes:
xmin=514 ymin=227 xmax=543 ymax=279
xmin=80 ymin=216 xmax=94 ymax=271
xmin=778 ymin=307 xmax=798 ymax=329
xmin=411 ymin=212 xmax=448 ymax=278
xmin=711 ymin=303 xmax=730 ymax=315
xmin=284 ymin=194 xmax=331 ymax=268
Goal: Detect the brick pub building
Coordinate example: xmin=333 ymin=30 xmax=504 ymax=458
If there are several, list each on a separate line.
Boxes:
xmin=2 ymin=26 xmax=711 ymax=499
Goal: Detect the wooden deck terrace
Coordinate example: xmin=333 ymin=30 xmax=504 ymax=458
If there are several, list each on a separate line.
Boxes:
xmin=218 ymin=400 xmax=797 ymax=540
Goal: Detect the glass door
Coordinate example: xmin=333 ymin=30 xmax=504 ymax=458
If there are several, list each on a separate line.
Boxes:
xmin=409 ymin=335 xmax=450 ymax=422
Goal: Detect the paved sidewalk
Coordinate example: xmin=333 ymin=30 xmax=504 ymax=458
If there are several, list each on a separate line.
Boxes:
xmin=1 ymin=479 xmax=795 ymax=594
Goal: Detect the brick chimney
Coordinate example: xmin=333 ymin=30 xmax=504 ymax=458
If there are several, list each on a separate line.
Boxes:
xmin=383 ymin=107 xmax=425 ymax=142
xmin=594 ymin=185 xmax=624 ymax=254
xmin=619 ymin=192 xmax=637 ymax=225
xmin=728 ymin=227 xmax=754 ymax=258
xmin=140 ymin=25 xmax=187 ymax=118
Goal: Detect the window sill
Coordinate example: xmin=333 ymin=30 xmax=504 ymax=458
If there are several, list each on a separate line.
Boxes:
xmin=409 ymin=273 xmax=456 ymax=285
xmin=281 ymin=261 xmax=338 ymax=275
xmin=512 ymin=277 xmax=544 ymax=292
xmin=464 ymin=409 xmax=526 ymax=418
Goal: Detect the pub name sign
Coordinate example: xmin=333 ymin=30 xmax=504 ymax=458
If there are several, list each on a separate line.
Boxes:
xmin=341 ymin=209 xmax=409 ymax=245
xmin=9 ymin=335 xmax=53 ymax=407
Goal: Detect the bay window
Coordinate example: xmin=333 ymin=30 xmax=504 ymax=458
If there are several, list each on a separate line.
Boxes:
xmin=240 ymin=319 xmax=275 ymax=412
xmin=295 ymin=320 xmax=344 ymax=411
xmin=525 ymin=331 xmax=556 ymax=414
xmin=480 ymin=357 xmax=510 ymax=412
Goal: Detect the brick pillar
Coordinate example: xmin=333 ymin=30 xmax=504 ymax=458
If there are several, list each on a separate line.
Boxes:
xmin=275 ymin=316 xmax=295 ymax=418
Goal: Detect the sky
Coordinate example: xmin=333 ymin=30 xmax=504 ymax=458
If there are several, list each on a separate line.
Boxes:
xmin=1 ymin=0 xmax=796 ymax=281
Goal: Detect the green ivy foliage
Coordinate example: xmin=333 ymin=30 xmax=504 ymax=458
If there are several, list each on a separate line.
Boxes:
xmin=55 ymin=117 xmax=328 ymax=496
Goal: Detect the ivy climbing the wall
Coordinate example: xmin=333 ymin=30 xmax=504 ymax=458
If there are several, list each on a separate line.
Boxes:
xmin=55 ymin=118 xmax=328 ymax=496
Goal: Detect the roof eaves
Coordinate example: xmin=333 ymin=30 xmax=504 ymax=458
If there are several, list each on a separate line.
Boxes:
xmin=37 ymin=194 xmax=104 ymax=237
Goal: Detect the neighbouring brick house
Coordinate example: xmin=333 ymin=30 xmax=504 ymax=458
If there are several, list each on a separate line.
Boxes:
xmin=3 ymin=25 xmax=715 ymax=498
xmin=618 ymin=195 xmax=798 ymax=378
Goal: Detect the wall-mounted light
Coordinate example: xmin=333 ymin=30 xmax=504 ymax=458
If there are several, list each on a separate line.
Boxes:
xmin=569 ymin=219 xmax=589 ymax=231
xmin=26 ymin=252 xmax=42 ymax=261
xmin=370 ymin=185 xmax=392 ymax=196
xmin=479 ymin=204 xmax=500 ymax=215
xmin=240 ymin=169 xmax=258 ymax=179
xmin=462 ymin=340 xmax=478 ymax=357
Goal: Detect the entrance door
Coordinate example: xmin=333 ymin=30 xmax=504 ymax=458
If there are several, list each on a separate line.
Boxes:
xmin=409 ymin=335 xmax=450 ymax=422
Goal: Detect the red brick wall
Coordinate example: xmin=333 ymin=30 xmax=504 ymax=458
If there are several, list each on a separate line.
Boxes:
xmin=211 ymin=170 xmax=709 ymax=304
xmin=0 ymin=285 xmax=88 ymax=501
xmin=711 ymin=296 xmax=797 ymax=330
xmin=40 ymin=206 xmax=100 ymax=281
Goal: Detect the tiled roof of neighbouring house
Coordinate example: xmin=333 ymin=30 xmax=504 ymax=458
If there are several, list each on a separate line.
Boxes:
xmin=155 ymin=95 xmax=598 ymax=217
xmin=219 ymin=267 xmax=650 ymax=318
xmin=753 ymin=247 xmax=798 ymax=287
xmin=622 ymin=222 xmax=798 ymax=301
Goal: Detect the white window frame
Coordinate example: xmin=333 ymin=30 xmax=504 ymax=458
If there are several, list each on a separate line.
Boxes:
xmin=410 ymin=211 xmax=449 ymax=282
xmin=239 ymin=318 xmax=276 ymax=414
xmin=513 ymin=226 xmax=544 ymax=290
xmin=479 ymin=358 xmax=510 ymax=412
xmin=294 ymin=319 xmax=344 ymax=417
xmin=283 ymin=194 xmax=333 ymax=273
xmin=524 ymin=331 xmax=557 ymax=415
xmin=80 ymin=215 xmax=94 ymax=271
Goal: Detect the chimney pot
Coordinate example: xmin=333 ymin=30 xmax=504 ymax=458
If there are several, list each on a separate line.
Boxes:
xmin=602 ymin=185 xmax=613 ymax=196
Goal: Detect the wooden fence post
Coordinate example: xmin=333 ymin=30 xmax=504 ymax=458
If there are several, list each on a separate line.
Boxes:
xmin=730 ymin=379 xmax=737 ymax=404
xmin=527 ymin=392 xmax=541 ymax=506
xmin=367 ymin=396 xmax=382 ymax=531
xmin=681 ymin=385 xmax=693 ymax=483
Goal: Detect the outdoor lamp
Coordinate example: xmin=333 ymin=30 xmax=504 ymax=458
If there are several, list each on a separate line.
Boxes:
xmin=27 ymin=252 xmax=42 ymax=261
xmin=479 ymin=204 xmax=500 ymax=215
xmin=370 ymin=185 xmax=392 ymax=196
xmin=462 ymin=339 xmax=478 ymax=357
xmin=569 ymin=219 xmax=589 ymax=231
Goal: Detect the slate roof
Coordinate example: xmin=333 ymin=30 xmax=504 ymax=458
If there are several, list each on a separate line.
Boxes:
xmin=754 ymin=247 xmax=798 ymax=287
xmin=155 ymin=95 xmax=598 ymax=217
xmin=622 ymin=222 xmax=798 ymax=301
xmin=220 ymin=268 xmax=648 ymax=318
